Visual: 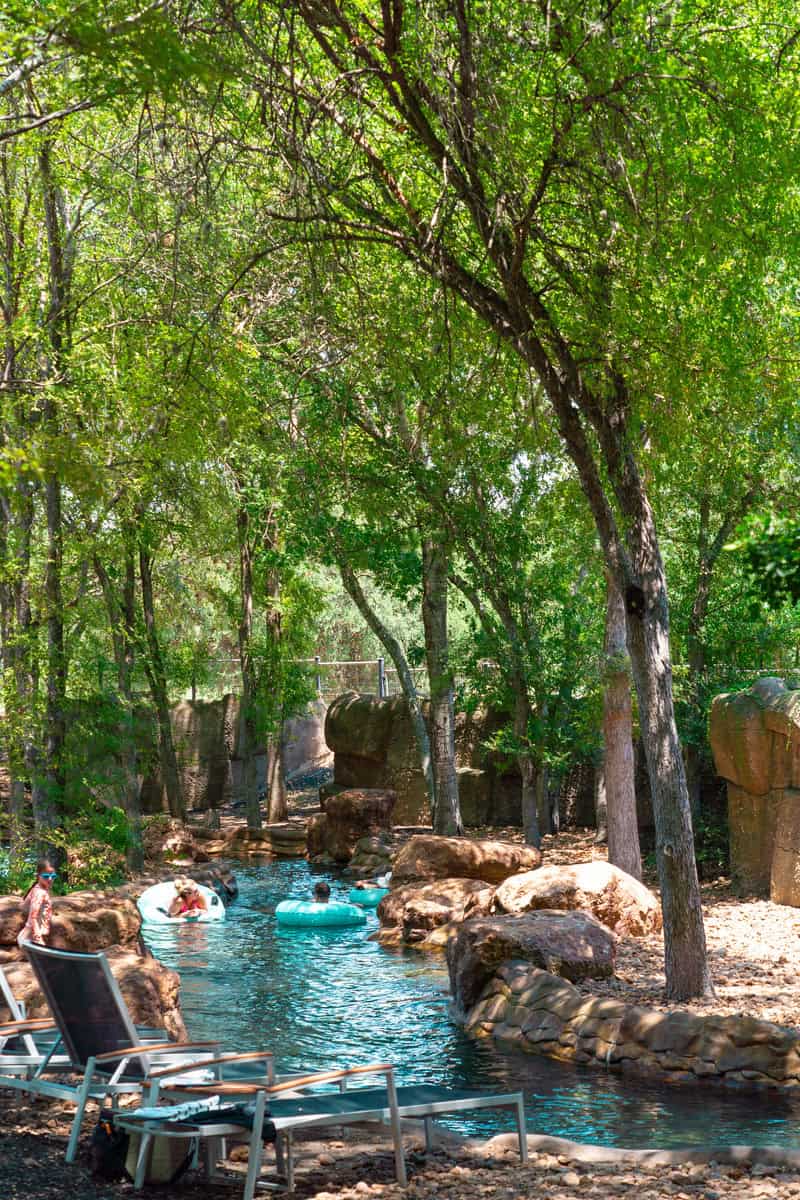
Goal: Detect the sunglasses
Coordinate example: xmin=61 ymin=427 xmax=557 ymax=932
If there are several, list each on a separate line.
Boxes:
xmin=40 ymin=871 xmax=57 ymax=879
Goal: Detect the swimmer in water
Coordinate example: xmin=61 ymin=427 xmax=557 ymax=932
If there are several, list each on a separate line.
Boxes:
xmin=313 ymin=881 xmax=331 ymax=904
xmin=167 ymin=878 xmax=208 ymax=918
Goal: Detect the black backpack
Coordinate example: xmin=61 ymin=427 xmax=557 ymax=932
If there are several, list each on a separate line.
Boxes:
xmin=87 ymin=1108 xmax=131 ymax=1182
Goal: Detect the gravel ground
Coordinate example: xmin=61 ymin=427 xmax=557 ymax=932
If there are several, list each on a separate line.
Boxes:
xmin=3 ymin=1089 xmax=800 ymax=1200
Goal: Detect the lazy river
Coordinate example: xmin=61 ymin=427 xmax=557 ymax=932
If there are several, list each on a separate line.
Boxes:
xmin=143 ymin=859 xmax=800 ymax=1149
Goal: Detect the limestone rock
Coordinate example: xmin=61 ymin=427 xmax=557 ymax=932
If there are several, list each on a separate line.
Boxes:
xmin=709 ymin=690 xmax=772 ymax=796
xmin=325 ymin=692 xmax=396 ymax=763
xmin=770 ymin=789 xmax=800 ymax=905
xmin=392 ymin=834 xmax=541 ymax=886
xmin=493 ymin=861 xmax=662 ymax=937
xmin=377 ymin=878 xmax=494 ymax=945
xmin=447 ymin=911 xmax=616 ymax=1011
xmin=346 ymin=834 xmax=392 ymax=879
xmin=0 ymin=891 xmax=142 ymax=953
xmin=0 ymin=946 xmax=186 ymax=1040
xmin=727 ymin=784 xmax=779 ymax=895
xmin=309 ymin=788 xmax=396 ymax=863
xmin=710 ymin=680 xmax=800 ymax=899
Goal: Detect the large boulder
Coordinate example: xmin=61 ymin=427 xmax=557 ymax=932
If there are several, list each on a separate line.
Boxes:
xmin=309 ymin=788 xmax=396 ymax=863
xmin=324 ymin=692 xmax=529 ymax=827
xmin=0 ymin=891 xmax=142 ymax=954
xmin=0 ymin=946 xmax=186 ymax=1040
xmin=392 ymin=835 xmax=541 ymax=886
xmin=447 ymin=911 xmax=616 ymax=1011
xmin=710 ymin=678 xmax=800 ymax=899
xmin=493 ymin=861 xmax=662 ymax=937
xmin=377 ymin=878 xmax=494 ymax=946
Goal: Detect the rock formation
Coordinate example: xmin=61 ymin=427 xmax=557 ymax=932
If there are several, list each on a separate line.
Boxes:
xmin=447 ymin=912 xmax=617 ymax=1010
xmin=709 ymin=677 xmax=800 ymax=901
xmin=391 ymin=834 xmax=541 ymax=885
xmin=376 ymin=878 xmax=494 ymax=947
xmin=323 ymin=692 xmax=524 ymax=826
xmin=0 ymin=892 xmax=142 ymax=954
xmin=463 ymin=961 xmax=800 ymax=1088
xmin=308 ymin=788 xmax=396 ymax=863
xmin=492 ymin=861 xmax=662 ymax=936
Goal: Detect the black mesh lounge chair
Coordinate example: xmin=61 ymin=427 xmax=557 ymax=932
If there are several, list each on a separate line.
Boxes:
xmin=0 ymin=960 xmax=77 ymax=1075
xmin=10 ymin=943 xmax=274 ymax=1164
xmin=120 ymin=1064 xmax=528 ymax=1195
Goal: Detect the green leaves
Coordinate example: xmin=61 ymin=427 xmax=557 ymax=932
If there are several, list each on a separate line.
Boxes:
xmin=728 ymin=513 xmax=800 ymax=610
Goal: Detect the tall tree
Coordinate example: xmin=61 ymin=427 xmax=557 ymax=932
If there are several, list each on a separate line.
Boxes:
xmin=210 ymin=0 xmax=799 ymax=996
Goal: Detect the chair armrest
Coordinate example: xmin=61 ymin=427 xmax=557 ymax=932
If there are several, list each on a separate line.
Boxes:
xmin=165 ymin=1063 xmax=396 ymax=1098
xmin=93 ymin=1040 xmax=221 ymax=1063
xmin=0 ymin=1017 xmax=57 ymax=1034
xmin=146 ymin=1049 xmax=274 ymax=1081
xmin=265 ymin=1063 xmax=395 ymax=1093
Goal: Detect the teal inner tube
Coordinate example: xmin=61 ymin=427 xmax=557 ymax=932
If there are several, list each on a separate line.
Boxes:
xmin=275 ymin=899 xmax=367 ymax=928
xmin=347 ymin=886 xmax=389 ymax=908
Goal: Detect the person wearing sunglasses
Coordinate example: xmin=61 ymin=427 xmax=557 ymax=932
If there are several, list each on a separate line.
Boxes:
xmin=17 ymin=858 xmax=56 ymax=947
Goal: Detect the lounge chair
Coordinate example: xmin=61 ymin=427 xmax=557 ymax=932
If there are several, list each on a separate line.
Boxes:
xmin=0 ymin=960 xmax=71 ymax=1074
xmin=121 ymin=1064 xmax=528 ymax=1195
xmin=7 ymin=942 xmax=274 ymax=1163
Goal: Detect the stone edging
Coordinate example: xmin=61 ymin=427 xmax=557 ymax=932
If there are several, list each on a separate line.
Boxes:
xmin=463 ymin=961 xmax=800 ymax=1089
xmin=482 ymin=1132 xmax=800 ymax=1168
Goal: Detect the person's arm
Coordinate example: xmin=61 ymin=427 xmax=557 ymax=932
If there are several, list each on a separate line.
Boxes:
xmin=167 ymin=897 xmax=182 ymax=917
xmin=29 ymin=888 xmax=45 ymax=944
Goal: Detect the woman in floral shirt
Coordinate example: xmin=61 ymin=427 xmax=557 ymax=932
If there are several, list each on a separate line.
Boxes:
xmin=17 ymin=859 xmax=56 ymax=946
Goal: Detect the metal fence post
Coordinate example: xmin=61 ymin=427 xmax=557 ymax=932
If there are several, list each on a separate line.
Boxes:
xmin=378 ymin=657 xmax=386 ymax=698
xmin=314 ymin=655 xmax=322 ymax=697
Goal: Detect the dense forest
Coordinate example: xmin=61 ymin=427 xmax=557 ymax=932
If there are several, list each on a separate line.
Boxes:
xmin=1 ymin=1 xmax=799 ymax=999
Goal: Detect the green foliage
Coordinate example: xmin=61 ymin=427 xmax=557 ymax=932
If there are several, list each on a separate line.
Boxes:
xmin=728 ymin=513 xmax=800 ymax=610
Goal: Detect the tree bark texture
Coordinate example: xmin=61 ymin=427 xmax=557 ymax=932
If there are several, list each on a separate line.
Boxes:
xmin=94 ymin=546 xmax=143 ymax=871
xmin=139 ymin=545 xmax=184 ymax=820
xmin=602 ymin=573 xmax=642 ymax=880
xmin=236 ymin=504 xmax=262 ymax=831
xmin=421 ymin=534 xmax=462 ymax=835
xmin=37 ymin=134 xmax=69 ymax=842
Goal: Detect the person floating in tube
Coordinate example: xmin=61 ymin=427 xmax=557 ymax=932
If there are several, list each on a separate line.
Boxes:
xmin=168 ymin=878 xmax=208 ymax=918
xmin=313 ymin=881 xmax=331 ymax=904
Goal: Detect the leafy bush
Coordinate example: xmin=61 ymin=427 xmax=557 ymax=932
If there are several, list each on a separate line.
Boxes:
xmin=0 ymin=807 xmax=132 ymax=895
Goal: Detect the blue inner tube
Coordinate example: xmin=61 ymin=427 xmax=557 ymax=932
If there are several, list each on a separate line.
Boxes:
xmin=275 ymin=899 xmax=367 ymax=928
xmin=347 ymin=886 xmax=389 ymax=908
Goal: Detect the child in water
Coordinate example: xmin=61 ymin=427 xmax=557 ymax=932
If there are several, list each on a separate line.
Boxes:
xmin=18 ymin=859 xmax=56 ymax=946
xmin=313 ymin=881 xmax=331 ymax=904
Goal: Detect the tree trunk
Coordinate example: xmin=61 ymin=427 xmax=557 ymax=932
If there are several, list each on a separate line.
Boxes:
xmin=236 ymin=505 xmax=262 ymax=831
xmin=594 ymin=765 xmax=608 ymax=844
xmin=513 ymin=688 xmax=541 ymax=848
xmin=139 ymin=544 xmax=184 ymax=820
xmin=267 ymin=733 xmax=287 ymax=822
xmin=625 ymin=574 xmax=711 ymax=998
xmin=338 ymin=559 xmax=436 ymax=814
xmin=264 ymin=543 xmax=286 ymax=824
xmin=94 ymin=547 xmax=143 ymax=870
xmin=603 ymin=572 xmax=642 ymax=880
xmin=421 ymin=534 xmax=462 ymax=835
xmin=37 ymin=135 xmax=69 ymax=846
xmin=535 ymin=762 xmax=551 ymax=838
xmin=37 ymin=470 xmax=65 ymax=840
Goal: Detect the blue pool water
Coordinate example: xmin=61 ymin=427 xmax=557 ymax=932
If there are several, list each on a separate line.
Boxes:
xmin=142 ymin=860 xmax=800 ymax=1149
